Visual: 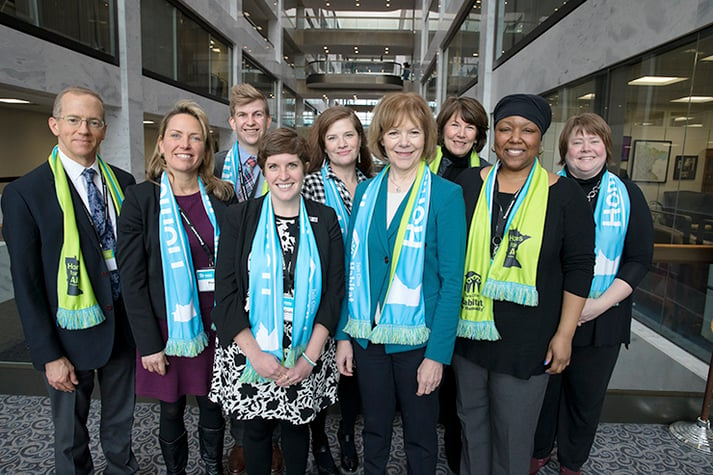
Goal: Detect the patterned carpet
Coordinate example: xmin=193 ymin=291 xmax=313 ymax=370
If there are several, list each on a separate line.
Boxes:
xmin=0 ymin=394 xmax=711 ymax=474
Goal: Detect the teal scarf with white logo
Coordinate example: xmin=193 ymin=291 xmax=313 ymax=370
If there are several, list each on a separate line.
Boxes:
xmin=321 ymin=163 xmax=350 ymax=240
xmin=345 ymin=161 xmax=431 ymax=345
xmin=159 ymin=173 xmax=217 ymax=357
xmin=242 ymin=195 xmax=322 ymax=383
xmin=559 ymin=168 xmax=629 ymax=297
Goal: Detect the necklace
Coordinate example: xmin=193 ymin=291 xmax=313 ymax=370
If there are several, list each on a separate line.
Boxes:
xmin=491 ymin=185 xmax=523 ymax=257
xmin=388 ymin=170 xmax=416 ymax=192
xmin=587 ymin=179 xmax=602 ymax=202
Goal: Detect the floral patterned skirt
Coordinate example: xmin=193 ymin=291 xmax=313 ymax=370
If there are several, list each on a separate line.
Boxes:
xmin=209 ymin=322 xmax=339 ymax=425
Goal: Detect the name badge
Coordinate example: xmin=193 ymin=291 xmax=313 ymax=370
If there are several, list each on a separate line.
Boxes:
xmin=283 ymin=295 xmax=294 ymax=322
xmin=196 ymin=268 xmax=215 ymax=292
xmin=102 ymin=249 xmax=118 ymax=271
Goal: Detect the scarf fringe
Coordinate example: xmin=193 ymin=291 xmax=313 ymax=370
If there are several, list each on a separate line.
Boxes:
xmin=456 ymin=319 xmax=501 ymax=341
xmin=165 ymin=331 xmax=208 ymax=357
xmin=343 ymin=318 xmax=373 ymax=340
xmin=482 ymin=279 xmax=539 ymax=307
xmin=284 ymin=345 xmax=307 ymax=368
xmin=369 ymin=324 xmax=430 ymax=346
xmin=239 ymin=364 xmax=269 ymax=384
xmin=56 ymin=304 xmax=106 ymax=330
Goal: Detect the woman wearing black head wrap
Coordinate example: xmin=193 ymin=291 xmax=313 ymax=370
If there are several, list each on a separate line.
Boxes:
xmin=452 ymin=94 xmax=595 ymax=475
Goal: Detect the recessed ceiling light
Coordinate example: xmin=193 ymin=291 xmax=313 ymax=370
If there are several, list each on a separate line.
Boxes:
xmin=0 ymin=98 xmax=31 ymax=104
xmin=578 ymin=93 xmax=595 ymax=100
xmin=673 ymin=116 xmax=693 ymax=121
xmin=687 ymin=124 xmax=704 ymax=127
xmin=143 ymin=120 xmax=155 ymax=125
xmin=701 ymin=54 xmax=713 ymax=61
xmin=628 ymin=76 xmax=687 ymax=86
xmin=671 ymin=96 xmax=713 ymax=103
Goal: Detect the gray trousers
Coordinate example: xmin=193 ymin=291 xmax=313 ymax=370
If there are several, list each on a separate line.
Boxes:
xmin=45 ymin=346 xmax=137 ymax=475
xmin=453 ymin=354 xmax=549 ymax=475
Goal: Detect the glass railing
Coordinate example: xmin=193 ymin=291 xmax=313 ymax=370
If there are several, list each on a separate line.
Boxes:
xmin=306 ymin=60 xmax=405 ymax=77
xmin=303 ymin=11 xmax=413 ymax=30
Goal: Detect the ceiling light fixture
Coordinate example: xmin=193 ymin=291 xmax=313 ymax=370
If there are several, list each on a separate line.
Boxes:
xmin=143 ymin=120 xmax=155 ymax=125
xmin=671 ymin=96 xmax=713 ymax=103
xmin=0 ymin=98 xmax=31 ymax=104
xmin=628 ymin=76 xmax=687 ymax=86
xmin=578 ymin=93 xmax=595 ymax=100
xmin=701 ymin=54 xmax=713 ymax=61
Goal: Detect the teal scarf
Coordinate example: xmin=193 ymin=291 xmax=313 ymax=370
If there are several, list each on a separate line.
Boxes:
xmin=242 ymin=195 xmax=322 ymax=383
xmin=345 ymin=161 xmax=431 ymax=345
xmin=49 ymin=146 xmax=124 ymax=330
xmin=559 ymin=168 xmax=629 ymax=298
xmin=159 ymin=173 xmax=216 ymax=357
xmin=321 ymin=163 xmax=350 ymax=240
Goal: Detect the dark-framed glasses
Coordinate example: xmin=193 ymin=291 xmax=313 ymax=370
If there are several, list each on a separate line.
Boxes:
xmin=56 ymin=115 xmax=105 ymax=129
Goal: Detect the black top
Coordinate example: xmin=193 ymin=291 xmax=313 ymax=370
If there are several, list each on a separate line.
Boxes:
xmin=116 ymin=182 xmax=235 ymax=356
xmin=437 ymin=145 xmax=490 ymax=182
xmin=454 ymin=167 xmax=595 ymax=379
xmin=564 ymin=166 xmax=654 ymax=347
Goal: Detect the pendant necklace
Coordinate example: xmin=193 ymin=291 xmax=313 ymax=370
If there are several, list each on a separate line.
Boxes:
xmin=491 ymin=181 xmax=522 ymax=257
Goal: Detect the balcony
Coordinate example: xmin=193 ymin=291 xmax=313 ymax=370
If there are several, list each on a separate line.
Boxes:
xmin=306 ymin=59 xmax=406 ymax=91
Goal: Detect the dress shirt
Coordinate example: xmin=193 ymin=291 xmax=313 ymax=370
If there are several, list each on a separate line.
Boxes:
xmin=57 ymin=149 xmax=119 ymax=239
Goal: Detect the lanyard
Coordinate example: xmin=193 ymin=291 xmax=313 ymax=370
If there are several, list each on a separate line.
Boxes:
xmin=491 ymin=180 xmax=522 ymax=257
xmin=177 ymin=205 xmax=215 ymax=268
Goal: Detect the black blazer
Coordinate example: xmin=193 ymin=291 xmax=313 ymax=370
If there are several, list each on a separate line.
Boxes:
xmin=1 ymin=161 xmax=136 ymax=371
xmin=212 ymin=195 xmax=345 ymax=348
xmin=116 ymin=180 xmax=235 ymax=357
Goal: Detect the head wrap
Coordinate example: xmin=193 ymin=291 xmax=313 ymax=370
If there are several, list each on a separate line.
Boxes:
xmin=493 ymin=94 xmax=552 ymax=135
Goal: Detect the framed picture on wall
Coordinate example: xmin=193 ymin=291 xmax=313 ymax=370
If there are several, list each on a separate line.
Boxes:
xmin=631 ymin=140 xmax=672 ymax=183
xmin=673 ymin=155 xmax=698 ymax=180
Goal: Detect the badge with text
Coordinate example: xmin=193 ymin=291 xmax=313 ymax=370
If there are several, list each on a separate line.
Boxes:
xmin=102 ymin=249 xmax=118 ymax=271
xmin=196 ymin=268 xmax=215 ymax=292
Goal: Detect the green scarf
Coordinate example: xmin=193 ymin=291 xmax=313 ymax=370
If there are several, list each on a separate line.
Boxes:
xmin=428 ymin=147 xmax=480 ymax=175
xmin=458 ymin=160 xmax=548 ymax=340
xmin=48 ymin=146 xmax=125 ymax=330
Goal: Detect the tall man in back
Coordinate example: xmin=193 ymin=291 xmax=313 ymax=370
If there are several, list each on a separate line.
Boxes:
xmin=214 ymin=83 xmax=271 ymax=201
xmin=2 ymin=86 xmax=138 ymax=474
xmin=212 ymin=83 xmax=274 ymax=475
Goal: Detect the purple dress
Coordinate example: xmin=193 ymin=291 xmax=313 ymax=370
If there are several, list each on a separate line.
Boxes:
xmin=135 ymin=191 xmax=217 ymax=402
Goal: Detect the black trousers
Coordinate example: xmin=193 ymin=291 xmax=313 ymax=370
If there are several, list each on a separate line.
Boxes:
xmin=533 ymin=344 xmax=621 ymax=471
xmin=243 ymin=417 xmax=309 ymax=475
xmin=439 ymin=364 xmax=461 ymax=474
xmin=353 ymin=343 xmax=439 ymax=475
xmin=45 ymin=342 xmax=137 ymax=475
xmin=310 ymin=370 xmax=361 ymax=448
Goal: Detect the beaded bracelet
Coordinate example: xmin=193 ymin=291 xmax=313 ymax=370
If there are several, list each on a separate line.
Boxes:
xmin=301 ymin=353 xmax=317 ymax=367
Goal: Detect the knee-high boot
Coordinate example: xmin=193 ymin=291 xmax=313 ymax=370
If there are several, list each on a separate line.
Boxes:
xmin=199 ymin=424 xmax=225 ymax=475
xmin=159 ymin=431 xmax=188 ymax=475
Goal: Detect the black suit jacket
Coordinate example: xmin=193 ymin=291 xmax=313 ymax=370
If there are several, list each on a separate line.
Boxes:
xmin=116 ymin=180 xmax=235 ymax=356
xmin=212 ymin=195 xmax=345 ymax=348
xmin=1 ymin=160 xmax=136 ymax=371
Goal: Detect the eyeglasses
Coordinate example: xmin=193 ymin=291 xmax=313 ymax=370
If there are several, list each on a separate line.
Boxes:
xmin=55 ymin=116 xmax=105 ymax=129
